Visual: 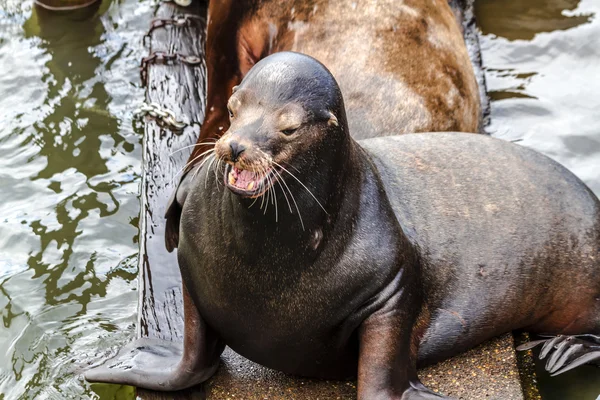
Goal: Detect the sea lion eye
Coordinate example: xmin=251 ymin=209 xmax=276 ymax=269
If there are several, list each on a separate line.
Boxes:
xmin=228 ymin=108 xmax=234 ymax=119
xmin=281 ymin=128 xmax=297 ymax=136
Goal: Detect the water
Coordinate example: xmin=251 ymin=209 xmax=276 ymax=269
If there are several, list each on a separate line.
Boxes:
xmin=0 ymin=0 xmax=154 ymax=398
xmin=476 ymin=0 xmax=600 ymax=195
xmin=476 ymin=0 xmax=600 ymax=398
xmin=0 ymin=0 xmax=599 ymax=399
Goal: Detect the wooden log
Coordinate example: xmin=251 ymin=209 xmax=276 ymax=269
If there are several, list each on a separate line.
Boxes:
xmin=136 ymin=1 xmax=522 ymax=399
xmin=136 ymin=1 xmax=206 ymax=399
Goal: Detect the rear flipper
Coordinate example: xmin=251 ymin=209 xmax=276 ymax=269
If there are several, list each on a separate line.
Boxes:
xmin=517 ymin=334 xmax=600 ymax=376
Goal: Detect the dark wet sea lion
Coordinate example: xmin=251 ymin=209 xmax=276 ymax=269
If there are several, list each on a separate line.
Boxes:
xmin=186 ymin=0 xmax=482 ymax=168
xmin=86 ymin=52 xmax=600 ymax=398
xmin=165 ymin=0 xmax=483 ymax=252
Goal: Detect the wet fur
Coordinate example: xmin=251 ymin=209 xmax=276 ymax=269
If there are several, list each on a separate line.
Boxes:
xmin=88 ymin=52 xmax=600 ymax=399
xmin=180 ymin=54 xmax=600 ymax=395
xmin=192 ymin=0 xmax=481 ymax=163
xmin=166 ymin=0 xmax=483 ymax=251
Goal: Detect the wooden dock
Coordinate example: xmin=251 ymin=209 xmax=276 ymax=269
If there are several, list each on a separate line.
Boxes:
xmin=135 ymin=1 xmax=524 ymax=399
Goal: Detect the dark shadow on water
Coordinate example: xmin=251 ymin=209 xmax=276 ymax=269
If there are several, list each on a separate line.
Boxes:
xmin=23 ymin=3 xmax=121 ymax=181
xmin=475 ymin=0 xmax=593 ymax=40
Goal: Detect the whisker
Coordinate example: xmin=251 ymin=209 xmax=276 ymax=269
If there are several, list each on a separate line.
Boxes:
xmin=269 ymin=172 xmax=278 ymax=222
xmin=248 ymin=196 xmax=259 ymax=209
xmin=263 ymin=164 xmax=271 ymax=215
xmin=220 ymin=157 xmax=227 ymax=186
xmin=169 ymin=140 xmax=217 ymax=156
xmin=191 ymin=153 xmax=216 ymax=183
xmin=272 ymin=167 xmax=293 ymax=214
xmin=205 ymin=155 xmax=218 ymax=189
xmin=262 ymin=159 xmax=279 ymax=222
xmin=281 ymin=161 xmax=301 ymax=174
xmin=263 ymin=166 xmax=274 ymax=216
xmin=259 ymin=164 xmax=267 ymax=211
xmin=256 ymin=149 xmax=305 ymax=228
xmin=273 ymin=167 xmax=304 ymax=230
xmin=270 ymin=160 xmax=328 ymax=214
xmin=213 ymin=155 xmax=223 ymax=190
xmin=270 ymin=174 xmax=275 ymax=206
xmin=169 ymin=148 xmax=215 ymax=185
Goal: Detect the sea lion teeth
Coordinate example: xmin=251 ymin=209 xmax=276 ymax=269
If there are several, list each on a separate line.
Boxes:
xmin=247 ymin=181 xmax=254 ymax=190
xmin=228 ymin=173 xmax=236 ymax=185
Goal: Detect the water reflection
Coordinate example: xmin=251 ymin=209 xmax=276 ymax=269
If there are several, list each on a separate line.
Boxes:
xmin=478 ymin=0 xmax=600 ymax=195
xmin=0 ymin=0 xmax=151 ymax=398
xmin=477 ymin=0 xmax=600 ymax=398
xmin=476 ymin=0 xmax=592 ymax=40
xmin=24 ymin=4 xmax=116 ymax=181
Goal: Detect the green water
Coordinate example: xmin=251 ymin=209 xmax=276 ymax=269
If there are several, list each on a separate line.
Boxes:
xmin=0 ymin=0 xmax=153 ymax=398
xmin=0 ymin=0 xmax=599 ymax=399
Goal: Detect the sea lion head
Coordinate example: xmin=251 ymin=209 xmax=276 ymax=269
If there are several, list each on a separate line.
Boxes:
xmin=214 ymin=52 xmax=347 ymax=198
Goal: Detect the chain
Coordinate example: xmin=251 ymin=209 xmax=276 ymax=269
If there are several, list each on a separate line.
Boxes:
xmin=140 ymin=51 xmax=203 ymax=86
xmin=143 ymin=14 xmax=203 ymax=45
xmin=154 ymin=0 xmax=192 ymax=6
xmin=134 ymin=102 xmax=188 ymax=130
xmin=162 ymin=0 xmax=192 ymax=6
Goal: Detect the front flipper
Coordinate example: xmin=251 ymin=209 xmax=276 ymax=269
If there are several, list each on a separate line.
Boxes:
xmin=401 ymin=382 xmax=451 ymax=400
xmin=86 ymin=285 xmax=224 ymax=390
xmin=357 ymin=294 xmax=451 ymax=400
xmin=517 ymin=334 xmax=600 ymax=376
xmin=85 ymin=337 xmax=214 ymax=390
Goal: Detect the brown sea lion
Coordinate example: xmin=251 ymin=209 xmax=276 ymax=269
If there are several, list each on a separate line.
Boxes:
xmin=86 ymin=53 xmax=600 ymax=398
xmin=163 ymin=0 xmax=484 ymax=252
xmin=187 ymin=0 xmax=482 ymax=165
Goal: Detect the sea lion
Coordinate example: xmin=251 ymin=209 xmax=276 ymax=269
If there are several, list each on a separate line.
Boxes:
xmin=86 ymin=52 xmax=600 ymax=398
xmin=185 ymin=0 xmax=482 ymax=167
xmin=165 ymin=0 xmax=483 ymax=251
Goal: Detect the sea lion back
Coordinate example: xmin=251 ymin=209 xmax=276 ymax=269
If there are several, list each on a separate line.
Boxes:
xmin=361 ymin=132 xmax=600 ymax=364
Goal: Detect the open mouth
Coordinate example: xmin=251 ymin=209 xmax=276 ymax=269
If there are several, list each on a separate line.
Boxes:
xmin=224 ymin=164 xmax=277 ymax=198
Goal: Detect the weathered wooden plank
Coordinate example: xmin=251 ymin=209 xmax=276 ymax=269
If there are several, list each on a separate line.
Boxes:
xmin=136 ymin=1 xmax=206 ymax=399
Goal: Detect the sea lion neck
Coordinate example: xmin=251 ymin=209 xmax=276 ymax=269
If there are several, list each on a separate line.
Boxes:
xmin=221 ymin=133 xmax=364 ymax=252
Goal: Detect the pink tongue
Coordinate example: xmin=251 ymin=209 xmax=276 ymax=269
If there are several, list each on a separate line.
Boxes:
xmin=235 ymin=169 xmax=257 ymax=188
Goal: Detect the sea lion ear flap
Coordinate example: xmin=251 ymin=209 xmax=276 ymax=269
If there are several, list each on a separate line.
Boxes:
xmin=164 ymin=170 xmax=193 ymax=252
xmin=327 ymin=111 xmax=338 ymax=127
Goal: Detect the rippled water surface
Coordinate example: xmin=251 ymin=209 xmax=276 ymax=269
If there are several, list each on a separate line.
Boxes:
xmin=0 ymin=0 xmax=154 ymax=398
xmin=0 ymin=0 xmax=599 ymax=399
xmin=477 ymin=0 xmax=600 ymax=195
xmin=476 ymin=0 xmax=600 ymax=398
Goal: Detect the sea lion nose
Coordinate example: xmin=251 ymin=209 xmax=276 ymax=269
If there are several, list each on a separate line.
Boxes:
xmin=229 ymin=141 xmax=246 ymax=162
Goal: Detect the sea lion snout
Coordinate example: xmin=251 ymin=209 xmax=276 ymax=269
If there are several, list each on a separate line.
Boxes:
xmin=215 ymin=131 xmax=263 ymax=167
xmin=229 ymin=141 xmax=246 ymax=163
xmin=215 ymin=133 xmax=277 ymax=198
